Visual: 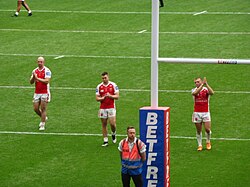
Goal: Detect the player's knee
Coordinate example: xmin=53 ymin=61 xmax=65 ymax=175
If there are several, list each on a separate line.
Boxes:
xmin=110 ymin=123 xmax=116 ymax=128
xmin=33 ymin=105 xmax=38 ymax=111
xmin=34 ymin=108 xmax=40 ymax=114
xmin=102 ymin=121 xmax=108 ymax=126
xmin=205 ymin=129 xmax=211 ymax=134
xmin=41 ymin=107 xmax=46 ymax=113
xmin=196 ymin=131 xmax=202 ymax=134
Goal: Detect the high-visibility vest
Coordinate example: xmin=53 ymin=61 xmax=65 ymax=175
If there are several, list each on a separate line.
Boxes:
xmin=121 ymin=139 xmax=143 ymax=175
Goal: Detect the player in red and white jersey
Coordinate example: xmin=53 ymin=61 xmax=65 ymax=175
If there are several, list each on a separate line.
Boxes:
xmin=96 ymin=72 xmax=119 ymax=147
xmin=192 ymin=77 xmax=214 ymax=151
xmin=30 ymin=57 xmax=52 ymax=131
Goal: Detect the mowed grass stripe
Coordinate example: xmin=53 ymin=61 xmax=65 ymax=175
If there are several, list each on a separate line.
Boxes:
xmin=1 ymin=53 xmax=250 ymax=61
xmin=0 ymin=85 xmax=249 ymax=94
xmin=1 ymin=29 xmax=249 ymax=35
xmin=1 ymin=131 xmax=249 ymax=141
xmin=0 ymin=53 xmax=150 ymax=59
xmin=0 ymin=9 xmax=249 ymax=15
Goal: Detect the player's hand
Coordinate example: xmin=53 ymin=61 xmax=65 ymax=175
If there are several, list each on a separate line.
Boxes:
xmin=106 ymin=93 xmax=113 ymax=98
xmin=203 ymin=77 xmax=207 ymax=85
xmin=33 ymin=72 xmax=38 ymax=80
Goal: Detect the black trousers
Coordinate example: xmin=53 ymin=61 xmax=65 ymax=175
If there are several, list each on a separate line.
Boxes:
xmin=121 ymin=173 xmax=143 ymax=187
xmin=159 ymin=0 xmax=164 ymax=7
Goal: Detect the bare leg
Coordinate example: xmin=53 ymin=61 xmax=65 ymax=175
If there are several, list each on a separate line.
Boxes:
xmin=195 ymin=123 xmax=202 ymax=147
xmin=101 ymin=118 xmax=108 ymax=143
xmin=15 ymin=1 xmax=32 ymax=16
xmin=109 ymin=116 xmax=117 ymax=143
xmin=40 ymin=101 xmax=48 ymax=123
xmin=204 ymin=122 xmax=211 ymax=143
xmin=33 ymin=101 xmax=41 ymax=117
xmin=15 ymin=1 xmax=22 ymax=16
xmin=109 ymin=116 xmax=116 ymax=133
xmin=22 ymin=1 xmax=31 ymax=12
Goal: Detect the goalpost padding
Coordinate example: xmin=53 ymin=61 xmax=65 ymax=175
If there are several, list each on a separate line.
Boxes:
xmin=140 ymin=107 xmax=170 ymax=187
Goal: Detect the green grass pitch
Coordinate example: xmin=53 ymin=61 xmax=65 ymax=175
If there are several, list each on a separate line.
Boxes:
xmin=0 ymin=0 xmax=249 ymax=186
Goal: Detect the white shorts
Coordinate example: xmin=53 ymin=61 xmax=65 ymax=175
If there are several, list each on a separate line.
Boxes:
xmin=33 ymin=93 xmax=51 ymax=103
xmin=192 ymin=112 xmax=211 ymax=123
xmin=98 ymin=108 xmax=116 ymax=119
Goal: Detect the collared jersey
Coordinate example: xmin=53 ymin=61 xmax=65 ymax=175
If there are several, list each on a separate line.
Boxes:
xmin=192 ymin=87 xmax=210 ymax=112
xmin=32 ymin=66 xmax=51 ymax=94
xmin=96 ymin=81 xmax=119 ymax=109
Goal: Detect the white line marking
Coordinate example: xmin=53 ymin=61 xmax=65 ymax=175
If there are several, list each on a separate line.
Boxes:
xmin=0 ymin=29 xmax=249 ymax=35
xmin=160 ymin=31 xmax=250 ymax=35
xmin=0 ymin=28 xmax=139 ymax=34
xmin=0 ymin=85 xmax=249 ymax=94
xmin=0 ymin=9 xmax=249 ymax=15
xmin=0 ymin=53 xmax=150 ymax=59
xmin=193 ymin=10 xmax=207 ymax=16
xmin=54 ymin=55 xmax=64 ymax=59
xmin=138 ymin=29 xmax=147 ymax=34
xmin=171 ymin=135 xmax=250 ymax=141
xmin=0 ymin=131 xmax=249 ymax=141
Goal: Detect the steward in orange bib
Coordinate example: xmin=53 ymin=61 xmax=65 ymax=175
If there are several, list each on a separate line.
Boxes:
xmin=118 ymin=126 xmax=146 ymax=187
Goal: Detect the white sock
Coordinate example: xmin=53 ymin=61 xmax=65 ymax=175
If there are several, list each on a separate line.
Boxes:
xmin=205 ymin=131 xmax=212 ymax=143
xmin=15 ymin=12 xmax=19 ymax=16
xmin=104 ymin=137 xmax=108 ymax=142
xmin=28 ymin=10 xmax=32 ymax=13
xmin=40 ymin=122 xmax=45 ymax=126
xmin=196 ymin=132 xmax=202 ymax=146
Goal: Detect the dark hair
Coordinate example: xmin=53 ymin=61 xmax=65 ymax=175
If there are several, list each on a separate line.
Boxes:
xmin=101 ymin=72 xmax=108 ymax=76
xmin=127 ymin=126 xmax=135 ymax=132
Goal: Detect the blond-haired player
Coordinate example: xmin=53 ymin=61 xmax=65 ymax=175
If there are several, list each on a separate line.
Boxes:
xmin=192 ymin=77 xmax=214 ymax=151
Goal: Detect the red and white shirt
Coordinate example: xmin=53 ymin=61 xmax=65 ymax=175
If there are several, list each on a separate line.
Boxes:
xmin=32 ymin=66 xmax=51 ymax=94
xmin=192 ymin=87 xmax=210 ymax=112
xmin=96 ymin=81 xmax=119 ymax=109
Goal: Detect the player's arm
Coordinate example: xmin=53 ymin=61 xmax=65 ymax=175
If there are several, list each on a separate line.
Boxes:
xmin=106 ymin=91 xmax=119 ymax=100
xmin=30 ymin=74 xmax=35 ymax=84
xmin=34 ymin=74 xmax=50 ymax=84
xmin=205 ymin=83 xmax=214 ymax=95
xmin=95 ymin=86 xmax=106 ymax=102
xmin=33 ymin=72 xmax=51 ymax=84
xmin=192 ymin=84 xmax=203 ymax=96
xmin=96 ymin=94 xmax=105 ymax=102
xmin=203 ymin=77 xmax=214 ymax=95
xmin=38 ymin=77 xmax=50 ymax=84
